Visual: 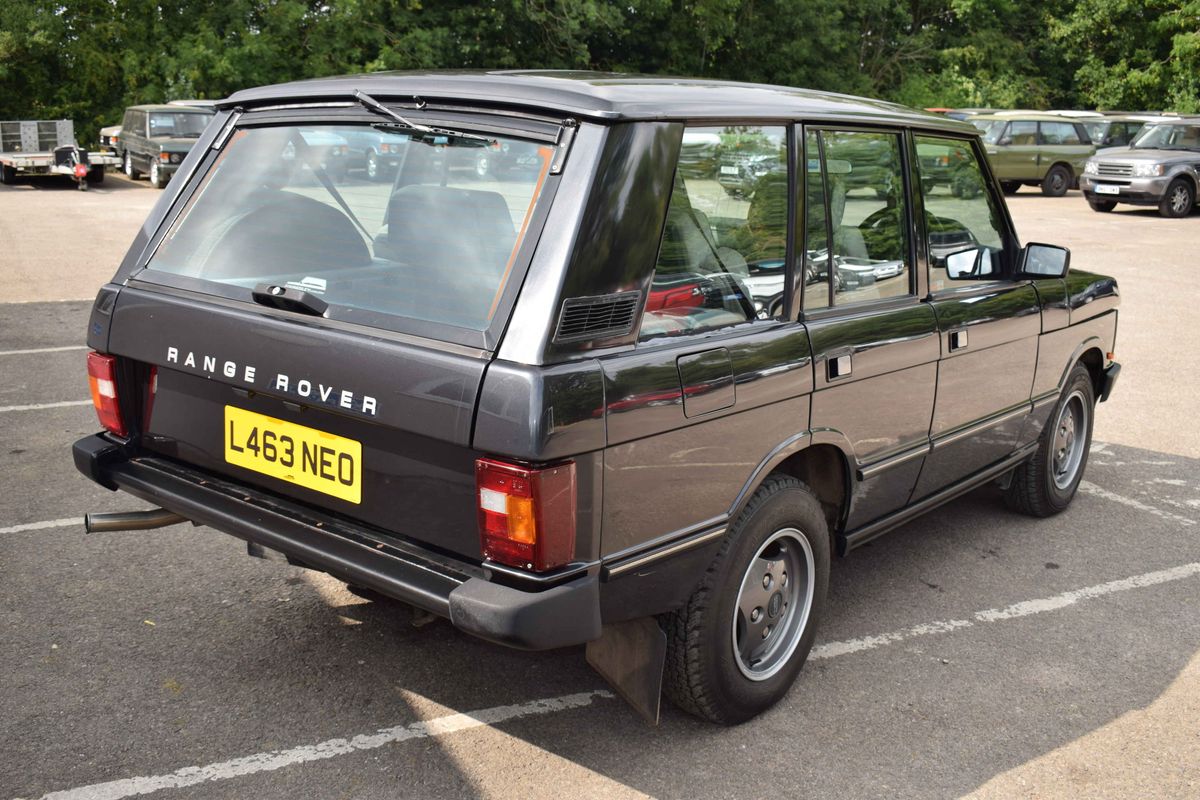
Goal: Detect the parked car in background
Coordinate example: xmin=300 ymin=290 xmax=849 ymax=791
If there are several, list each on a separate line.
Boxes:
xmin=118 ymin=104 xmax=215 ymax=188
xmin=340 ymin=128 xmax=411 ymax=181
xmin=99 ymin=123 xmax=121 ymax=153
xmin=1079 ymin=117 xmax=1200 ymax=217
xmin=974 ymin=113 xmax=1096 ymax=196
xmin=1082 ymin=115 xmax=1175 ymax=150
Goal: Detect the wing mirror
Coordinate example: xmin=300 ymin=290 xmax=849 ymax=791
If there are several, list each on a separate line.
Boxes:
xmin=1018 ymin=242 xmax=1071 ymax=279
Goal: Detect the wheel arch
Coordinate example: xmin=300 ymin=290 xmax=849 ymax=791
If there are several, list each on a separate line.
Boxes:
xmin=727 ymin=431 xmax=853 ymax=551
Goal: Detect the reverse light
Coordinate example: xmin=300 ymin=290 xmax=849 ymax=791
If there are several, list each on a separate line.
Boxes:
xmin=87 ymin=352 xmax=127 ymax=437
xmin=476 ymin=458 xmax=576 ymax=572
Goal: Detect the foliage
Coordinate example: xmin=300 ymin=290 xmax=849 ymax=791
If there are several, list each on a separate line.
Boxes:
xmin=0 ymin=0 xmax=1195 ymax=144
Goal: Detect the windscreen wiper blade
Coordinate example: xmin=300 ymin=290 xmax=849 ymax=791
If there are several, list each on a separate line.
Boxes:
xmin=353 ymin=89 xmax=494 ymax=145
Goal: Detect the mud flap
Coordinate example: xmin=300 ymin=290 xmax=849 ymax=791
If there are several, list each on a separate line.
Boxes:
xmin=585 ymin=617 xmax=667 ymax=724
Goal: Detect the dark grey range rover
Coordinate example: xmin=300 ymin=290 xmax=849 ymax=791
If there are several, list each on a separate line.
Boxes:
xmin=75 ymin=72 xmax=1120 ymax=725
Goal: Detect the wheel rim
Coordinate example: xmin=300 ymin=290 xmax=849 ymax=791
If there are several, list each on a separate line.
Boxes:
xmin=151 ymin=162 xmax=158 ymax=183
xmin=367 ymin=153 xmax=377 ymax=179
xmin=1050 ymin=171 xmax=1066 ymax=194
xmin=731 ymin=528 xmax=815 ymax=681
xmin=1171 ymin=185 xmax=1189 ymax=214
xmin=124 ymin=154 xmax=131 ymax=176
xmin=476 ymin=155 xmax=489 ymax=177
xmin=1052 ymin=389 xmax=1089 ymax=489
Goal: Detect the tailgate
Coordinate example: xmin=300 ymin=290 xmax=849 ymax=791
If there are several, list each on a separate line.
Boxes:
xmin=108 ymin=286 xmax=488 ymax=560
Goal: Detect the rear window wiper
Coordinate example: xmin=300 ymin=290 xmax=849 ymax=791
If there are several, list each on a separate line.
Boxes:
xmin=353 ymin=89 xmax=495 ymax=146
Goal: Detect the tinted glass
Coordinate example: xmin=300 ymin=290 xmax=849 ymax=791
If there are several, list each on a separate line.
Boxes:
xmin=147 ymin=124 xmax=554 ymax=333
xmin=1039 ymin=121 xmax=1082 ymax=145
xmin=1006 ymin=121 xmax=1038 ymax=145
xmin=916 ymin=136 xmax=1006 ymax=291
xmin=148 ymin=112 xmax=213 ymax=138
xmin=817 ymin=130 xmax=911 ymax=306
xmin=641 ymin=125 xmax=787 ymax=339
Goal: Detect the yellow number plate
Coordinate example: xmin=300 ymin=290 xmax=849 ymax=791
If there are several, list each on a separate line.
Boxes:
xmin=224 ymin=406 xmax=361 ymax=504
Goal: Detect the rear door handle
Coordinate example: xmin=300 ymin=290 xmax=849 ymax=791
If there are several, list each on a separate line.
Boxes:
xmin=827 ymin=354 xmax=852 ymax=380
xmin=949 ymin=329 xmax=968 ymax=352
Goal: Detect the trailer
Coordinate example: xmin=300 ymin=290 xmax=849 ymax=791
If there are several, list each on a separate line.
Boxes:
xmin=0 ymin=119 xmax=121 ymax=191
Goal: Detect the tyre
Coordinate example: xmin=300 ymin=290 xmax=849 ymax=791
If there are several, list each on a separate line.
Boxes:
xmin=1087 ymin=198 xmax=1116 ymax=213
xmin=87 ymin=165 xmax=105 ymax=184
xmin=1040 ymin=165 xmax=1071 ymax=197
xmin=1158 ymin=178 xmax=1194 ymax=218
xmin=365 ymin=151 xmax=381 ymax=181
xmin=663 ymin=475 xmax=830 ymax=724
xmin=1005 ymin=362 xmax=1095 ymax=517
xmin=149 ymin=159 xmax=167 ymax=189
xmin=1000 ymin=180 xmax=1021 ymax=195
xmin=0 ymin=163 xmax=15 ymax=184
xmin=123 ymin=152 xmax=141 ymax=179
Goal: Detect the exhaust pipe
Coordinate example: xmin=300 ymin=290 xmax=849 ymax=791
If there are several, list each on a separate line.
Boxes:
xmin=85 ymin=508 xmax=188 ymax=533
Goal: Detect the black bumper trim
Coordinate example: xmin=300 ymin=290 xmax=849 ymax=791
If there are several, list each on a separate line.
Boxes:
xmin=72 ymin=435 xmax=600 ymax=650
xmin=1100 ymin=361 xmax=1121 ymax=402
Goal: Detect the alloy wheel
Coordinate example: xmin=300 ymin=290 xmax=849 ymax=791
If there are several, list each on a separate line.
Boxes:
xmin=1052 ymin=389 xmax=1090 ymax=489
xmin=731 ymin=528 xmax=815 ymax=681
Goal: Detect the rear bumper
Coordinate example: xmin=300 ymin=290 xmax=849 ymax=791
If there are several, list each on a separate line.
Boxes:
xmin=73 ymin=434 xmax=601 ymax=651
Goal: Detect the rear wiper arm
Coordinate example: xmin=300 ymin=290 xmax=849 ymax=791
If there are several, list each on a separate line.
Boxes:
xmin=353 ymin=89 xmax=494 ymax=145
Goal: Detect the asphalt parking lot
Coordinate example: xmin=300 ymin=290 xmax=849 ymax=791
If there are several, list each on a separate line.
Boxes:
xmin=2 ymin=173 xmax=1198 ymax=800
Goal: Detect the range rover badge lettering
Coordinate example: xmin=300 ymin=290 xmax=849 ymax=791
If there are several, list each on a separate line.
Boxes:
xmin=165 ymin=345 xmax=378 ymax=416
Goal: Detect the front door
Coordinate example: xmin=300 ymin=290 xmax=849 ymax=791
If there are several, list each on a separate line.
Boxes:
xmin=912 ymin=134 xmax=1039 ymax=498
xmin=801 ymin=127 xmax=939 ymax=531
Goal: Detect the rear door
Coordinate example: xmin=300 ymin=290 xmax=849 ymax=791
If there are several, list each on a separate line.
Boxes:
xmin=911 ymin=133 xmax=1038 ymax=498
xmin=802 ymin=127 xmax=939 ymax=530
xmin=1039 ymin=120 xmax=1094 ymax=175
xmin=991 ymin=120 xmax=1040 ymax=180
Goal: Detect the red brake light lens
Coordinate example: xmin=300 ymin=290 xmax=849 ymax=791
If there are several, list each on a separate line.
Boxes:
xmin=87 ymin=352 xmax=126 ymax=437
xmin=476 ymin=458 xmax=576 ymax=572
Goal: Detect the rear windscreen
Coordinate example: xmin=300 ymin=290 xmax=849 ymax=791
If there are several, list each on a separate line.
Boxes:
xmin=147 ymin=124 xmax=554 ymax=332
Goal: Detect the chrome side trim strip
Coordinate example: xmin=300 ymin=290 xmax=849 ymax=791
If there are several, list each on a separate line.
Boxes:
xmin=1032 ymin=390 xmax=1059 ymax=410
xmin=857 ymin=441 xmax=931 ymax=481
xmin=933 ymin=404 xmax=1030 ymax=449
xmin=603 ymin=524 xmax=727 ymax=579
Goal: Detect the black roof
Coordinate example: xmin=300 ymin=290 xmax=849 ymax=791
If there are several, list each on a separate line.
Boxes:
xmin=223 ymin=70 xmax=974 ymax=132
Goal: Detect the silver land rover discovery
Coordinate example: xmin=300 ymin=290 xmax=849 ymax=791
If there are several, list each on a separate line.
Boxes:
xmin=1080 ymin=117 xmax=1200 ymax=217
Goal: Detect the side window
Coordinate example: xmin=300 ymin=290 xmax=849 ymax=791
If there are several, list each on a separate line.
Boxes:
xmin=640 ymin=125 xmax=787 ymax=340
xmin=1007 ymin=121 xmax=1038 ymax=145
xmin=805 ymin=130 xmax=912 ymax=308
xmin=803 ymin=130 xmax=831 ymax=311
xmin=915 ymin=136 xmax=1007 ymax=291
xmin=1040 ymin=121 xmax=1081 ymax=145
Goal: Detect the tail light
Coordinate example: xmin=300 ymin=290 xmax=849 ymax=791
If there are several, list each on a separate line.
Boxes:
xmin=476 ymin=458 xmax=576 ymax=572
xmin=87 ymin=352 xmax=127 ymax=437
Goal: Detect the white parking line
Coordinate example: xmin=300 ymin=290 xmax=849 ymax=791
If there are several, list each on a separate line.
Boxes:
xmin=0 ymin=345 xmax=87 ymax=357
xmin=0 ymin=517 xmax=80 ymax=535
xmin=811 ymin=562 xmax=1200 ymax=660
xmin=0 ymin=400 xmax=90 ymax=413
xmin=38 ymin=691 xmax=615 ymax=800
xmin=1078 ymin=480 xmax=1197 ymax=527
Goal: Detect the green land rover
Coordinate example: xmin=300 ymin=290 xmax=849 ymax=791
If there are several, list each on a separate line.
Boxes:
xmin=974 ymin=113 xmax=1097 ymax=197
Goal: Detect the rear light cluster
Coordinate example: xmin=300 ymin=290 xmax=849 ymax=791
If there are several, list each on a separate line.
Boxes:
xmin=476 ymin=458 xmax=576 ymax=572
xmin=87 ymin=352 xmax=126 ymax=437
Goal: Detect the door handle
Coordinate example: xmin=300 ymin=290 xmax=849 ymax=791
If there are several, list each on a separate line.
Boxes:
xmin=827 ymin=354 xmax=852 ymax=380
xmin=949 ymin=329 xmax=968 ymax=352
